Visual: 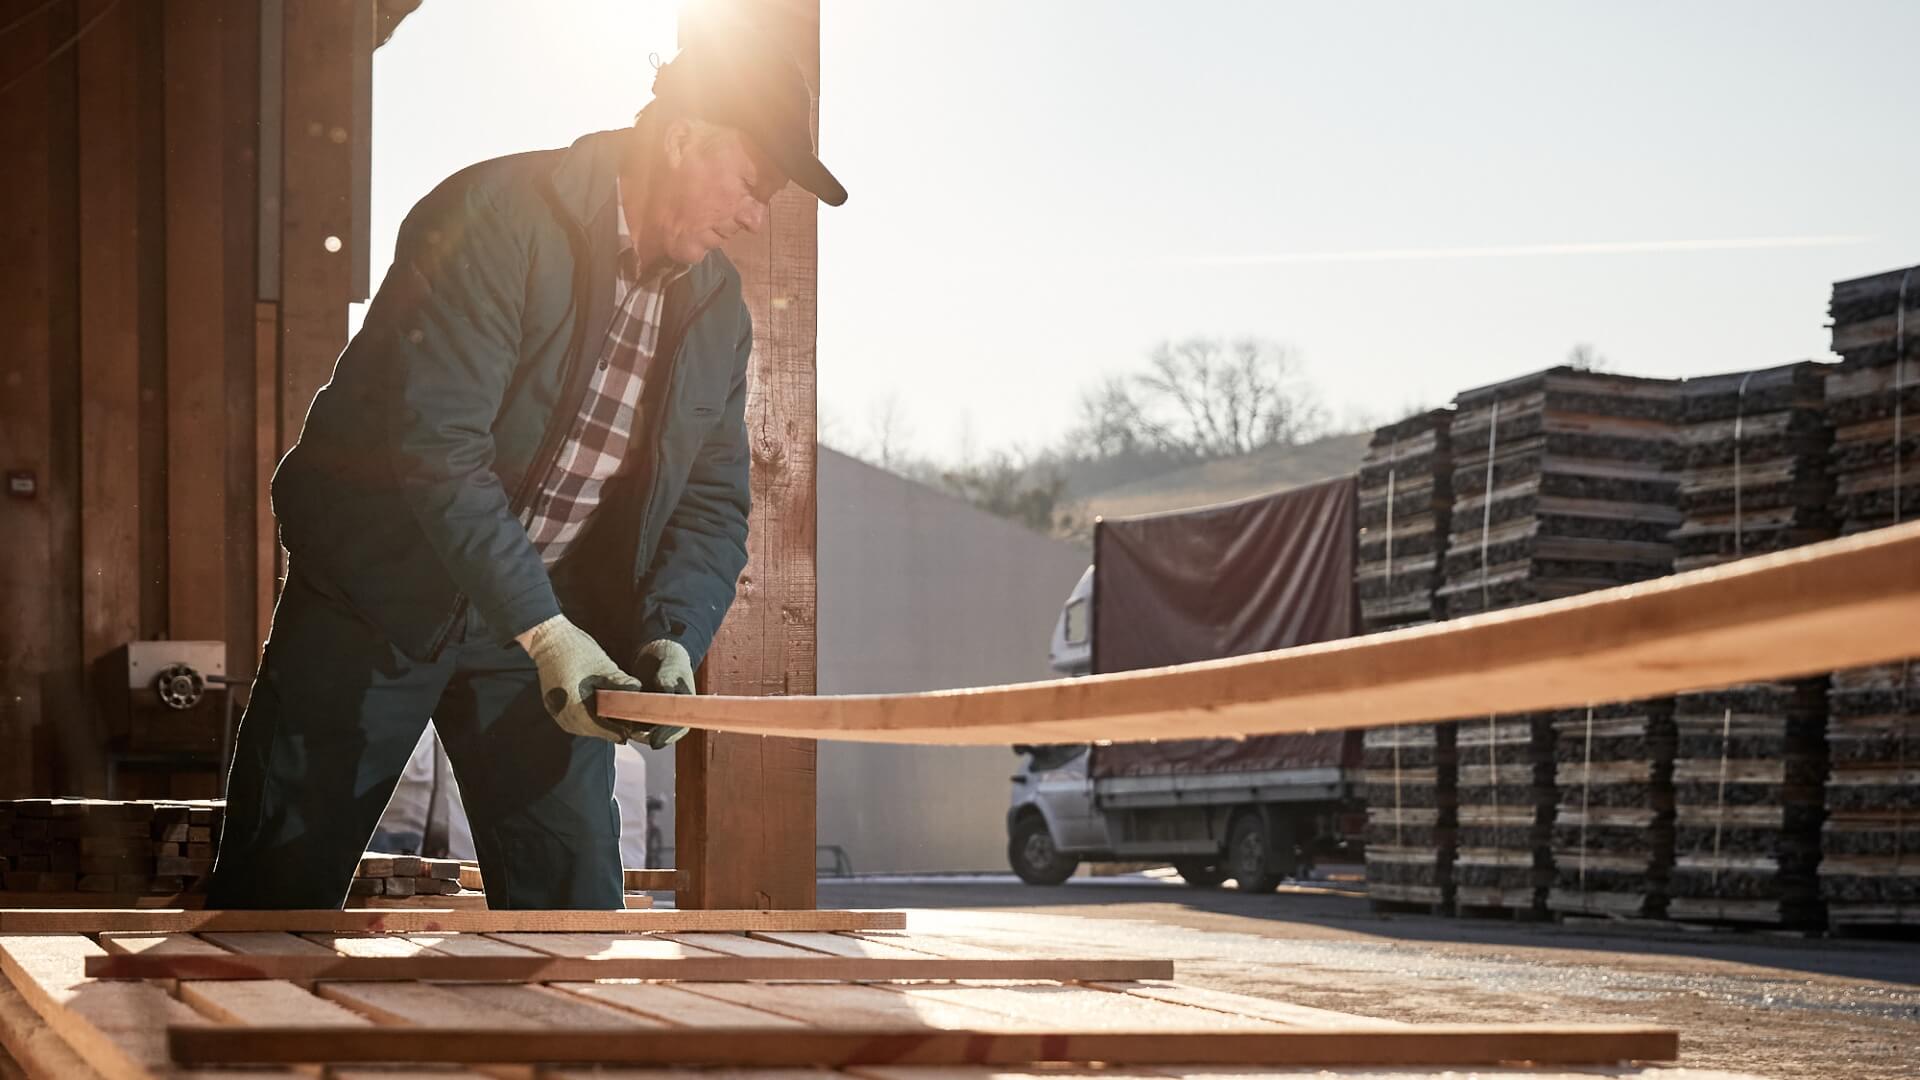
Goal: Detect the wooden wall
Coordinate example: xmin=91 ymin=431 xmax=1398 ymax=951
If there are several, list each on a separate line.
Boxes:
xmin=0 ymin=0 xmax=369 ymax=798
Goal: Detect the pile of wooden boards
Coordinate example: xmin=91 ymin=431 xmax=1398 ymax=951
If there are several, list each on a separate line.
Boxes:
xmin=347 ymin=852 xmax=471 ymax=904
xmin=1361 ymin=722 xmax=1457 ymax=912
xmin=1662 ymin=363 xmax=1834 ymax=925
xmin=0 ymin=909 xmax=1706 ymax=1078
xmin=1356 ymin=408 xmax=1454 ymax=631
xmin=1452 ymin=713 xmax=1555 ymax=915
xmin=1820 ymin=265 xmax=1920 ymax=930
xmin=1547 ymin=701 xmax=1676 ymax=919
xmin=1438 ymin=367 xmax=1680 ymax=618
xmin=0 ymin=800 xmax=219 ymax=902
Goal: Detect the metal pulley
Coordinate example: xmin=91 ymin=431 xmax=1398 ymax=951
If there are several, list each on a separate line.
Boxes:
xmin=153 ymin=663 xmax=207 ymax=711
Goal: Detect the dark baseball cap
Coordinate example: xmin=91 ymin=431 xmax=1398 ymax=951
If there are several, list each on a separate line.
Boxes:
xmin=651 ymin=21 xmax=847 ymax=207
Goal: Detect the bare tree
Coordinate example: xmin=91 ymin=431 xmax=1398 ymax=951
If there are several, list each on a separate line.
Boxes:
xmin=1076 ymin=336 xmax=1327 ymax=461
xmin=1567 ymin=343 xmax=1610 ymax=372
xmin=865 ymin=393 xmax=908 ymax=470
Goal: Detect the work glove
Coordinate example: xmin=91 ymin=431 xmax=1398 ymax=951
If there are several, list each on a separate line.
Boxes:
xmin=629 ymin=639 xmax=694 ymax=749
xmin=519 ymin=615 xmax=657 ymax=745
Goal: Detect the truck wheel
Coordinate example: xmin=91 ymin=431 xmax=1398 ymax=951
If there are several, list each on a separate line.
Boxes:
xmin=1008 ymin=815 xmax=1078 ymax=886
xmin=1227 ymin=813 xmax=1284 ymax=893
xmin=1172 ymin=859 xmax=1227 ymax=888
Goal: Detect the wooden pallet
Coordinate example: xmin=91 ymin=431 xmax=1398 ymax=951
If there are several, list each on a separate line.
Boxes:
xmin=0 ymin=921 xmax=1739 ymax=1079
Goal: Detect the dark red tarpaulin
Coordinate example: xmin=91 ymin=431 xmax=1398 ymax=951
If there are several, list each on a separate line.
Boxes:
xmin=1091 ymin=475 xmax=1359 ymax=778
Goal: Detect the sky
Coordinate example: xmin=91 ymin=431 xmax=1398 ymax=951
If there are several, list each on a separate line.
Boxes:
xmin=363 ymin=0 xmax=1920 ymax=462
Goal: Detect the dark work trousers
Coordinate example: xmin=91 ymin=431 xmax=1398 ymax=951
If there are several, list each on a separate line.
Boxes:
xmin=206 ymin=567 xmax=622 ymax=909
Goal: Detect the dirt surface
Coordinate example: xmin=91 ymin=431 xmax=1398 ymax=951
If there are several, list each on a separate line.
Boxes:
xmin=818 ymin=871 xmax=1920 ymax=1080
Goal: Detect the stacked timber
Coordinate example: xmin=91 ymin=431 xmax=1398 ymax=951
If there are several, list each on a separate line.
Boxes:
xmin=1821 ymin=265 xmax=1920 ymax=930
xmin=1356 ymin=409 xmax=1459 ymax=912
xmin=1663 ymin=362 xmax=1833 ymax=925
xmin=1356 ymin=408 xmax=1454 ymax=631
xmin=347 ymin=852 xmax=471 ymax=902
xmin=1670 ymin=363 xmax=1834 ymax=572
xmin=1438 ymin=366 xmax=1679 ymax=618
xmin=1362 ymin=723 xmax=1456 ymax=912
xmin=0 ymin=799 xmax=221 ymax=900
xmin=1452 ymin=713 xmax=1555 ymax=915
xmin=1546 ymin=701 xmax=1676 ymax=918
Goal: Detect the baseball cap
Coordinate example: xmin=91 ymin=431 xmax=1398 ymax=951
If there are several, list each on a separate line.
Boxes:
xmin=650 ymin=20 xmax=848 ymax=207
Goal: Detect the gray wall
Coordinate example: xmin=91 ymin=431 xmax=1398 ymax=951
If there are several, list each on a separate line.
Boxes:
xmin=641 ymin=448 xmax=1090 ymax=875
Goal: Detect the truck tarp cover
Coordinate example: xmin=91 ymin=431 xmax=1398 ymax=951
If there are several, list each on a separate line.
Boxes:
xmin=1091 ymin=474 xmax=1358 ymax=778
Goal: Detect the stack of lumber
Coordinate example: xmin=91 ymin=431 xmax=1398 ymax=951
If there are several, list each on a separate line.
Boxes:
xmin=347 ymin=852 xmax=474 ymax=905
xmin=0 ymin=799 xmax=219 ymax=902
xmin=1356 ymin=408 xmax=1454 ymax=631
xmin=0 ymin=907 xmax=1708 ymax=1078
xmin=1670 ymin=363 xmax=1834 ymax=572
xmin=1547 ymin=701 xmax=1676 ymax=919
xmin=1362 ymin=722 xmax=1457 ymax=912
xmin=1821 ymin=265 xmax=1920 ymax=930
xmin=1661 ymin=363 xmax=1834 ymax=925
xmin=1452 ymin=713 xmax=1556 ymax=915
xmin=1438 ymin=366 xmax=1680 ymax=619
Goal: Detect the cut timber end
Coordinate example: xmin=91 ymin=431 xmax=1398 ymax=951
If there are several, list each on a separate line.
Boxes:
xmin=599 ymin=521 xmax=1920 ymax=744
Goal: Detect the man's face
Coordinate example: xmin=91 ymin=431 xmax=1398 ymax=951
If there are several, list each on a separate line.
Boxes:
xmin=654 ymin=122 xmax=787 ymax=265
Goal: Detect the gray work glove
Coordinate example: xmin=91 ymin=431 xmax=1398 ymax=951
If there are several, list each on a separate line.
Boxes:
xmin=519 ymin=615 xmax=649 ymax=744
xmin=629 ymin=639 xmax=694 ymax=749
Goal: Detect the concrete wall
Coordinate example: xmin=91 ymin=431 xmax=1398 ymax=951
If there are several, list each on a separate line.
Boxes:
xmin=642 ymin=448 xmax=1091 ymax=874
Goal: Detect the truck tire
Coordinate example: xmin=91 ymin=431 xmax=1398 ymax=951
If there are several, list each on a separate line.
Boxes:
xmin=1226 ymin=813 xmax=1284 ymax=893
xmin=1009 ymin=815 xmax=1079 ymax=886
xmin=1172 ymin=859 xmax=1227 ymax=888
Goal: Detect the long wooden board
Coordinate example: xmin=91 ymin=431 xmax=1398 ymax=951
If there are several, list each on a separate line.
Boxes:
xmin=165 ymin=1024 xmax=1680 ymax=1067
xmin=0 ymin=909 xmax=906 ymax=934
xmin=85 ymin=954 xmax=1172 ymax=983
xmin=602 ymin=522 xmax=1920 ymax=743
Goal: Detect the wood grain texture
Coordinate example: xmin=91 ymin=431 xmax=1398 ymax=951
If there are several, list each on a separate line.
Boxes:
xmin=254 ymin=301 xmax=281 ymax=664
xmin=607 ymin=522 xmax=1920 ymax=744
xmin=0 ymin=909 xmax=905 ymax=933
xmin=0 ymin=934 xmax=209 ymax=1080
xmin=83 ymin=953 xmax=1172 ymax=983
xmin=162 ymin=0 xmax=230 ymax=643
xmin=675 ymin=0 xmax=821 ymax=912
xmin=0 ymin=970 xmax=109 ymax=1080
xmin=164 ymin=1024 xmax=1682 ymax=1068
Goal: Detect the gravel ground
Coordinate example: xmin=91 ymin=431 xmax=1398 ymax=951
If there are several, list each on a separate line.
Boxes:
xmin=818 ymin=870 xmax=1920 ymax=1080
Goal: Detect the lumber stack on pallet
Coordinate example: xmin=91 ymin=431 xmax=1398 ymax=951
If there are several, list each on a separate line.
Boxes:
xmin=1821 ymin=265 xmax=1920 ymax=930
xmin=0 ymin=799 xmax=220 ymax=900
xmin=1356 ymin=409 xmax=1455 ymax=632
xmin=1546 ymin=701 xmax=1676 ymax=919
xmin=1452 ymin=713 xmax=1555 ymax=916
xmin=1438 ymin=367 xmax=1679 ymax=619
xmin=1362 ymin=722 xmax=1457 ymax=912
xmin=348 ymin=852 xmax=475 ymax=904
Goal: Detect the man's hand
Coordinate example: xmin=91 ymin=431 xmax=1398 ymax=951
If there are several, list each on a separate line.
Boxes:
xmin=629 ymin=639 xmax=694 ymax=749
xmin=517 ymin=615 xmax=647 ymax=743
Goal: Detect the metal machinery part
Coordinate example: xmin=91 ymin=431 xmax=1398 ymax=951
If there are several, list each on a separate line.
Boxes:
xmin=153 ymin=664 xmax=208 ymax=711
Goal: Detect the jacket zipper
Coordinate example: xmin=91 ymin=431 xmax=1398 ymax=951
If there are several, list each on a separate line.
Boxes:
xmin=632 ymin=278 xmax=727 ymax=567
xmin=425 ymin=189 xmax=603 ymax=662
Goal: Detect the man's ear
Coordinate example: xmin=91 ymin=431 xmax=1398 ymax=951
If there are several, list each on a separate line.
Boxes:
xmin=660 ymin=118 xmax=694 ymax=171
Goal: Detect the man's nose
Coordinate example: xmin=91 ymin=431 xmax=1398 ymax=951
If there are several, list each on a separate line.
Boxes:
xmin=735 ymin=198 xmax=769 ymax=235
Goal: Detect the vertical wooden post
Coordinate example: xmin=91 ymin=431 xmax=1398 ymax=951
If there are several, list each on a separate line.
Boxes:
xmin=675 ymin=0 xmax=822 ymax=910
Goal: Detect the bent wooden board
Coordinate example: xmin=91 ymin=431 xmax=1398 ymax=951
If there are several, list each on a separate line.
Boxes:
xmin=84 ymin=954 xmax=1174 ymax=983
xmin=0 ymin=909 xmax=907 ymax=934
xmin=599 ymin=522 xmax=1920 ymax=744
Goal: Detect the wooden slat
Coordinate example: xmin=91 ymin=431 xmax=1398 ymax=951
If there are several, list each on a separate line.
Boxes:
xmin=880 ymin=986 xmax=1281 ymax=1032
xmin=656 ymin=932 xmax=822 ymax=958
xmin=95 ymin=934 xmax=228 ymax=957
xmin=0 ymin=967 xmax=109 ymax=1080
xmin=166 ymin=1024 xmax=1683 ymax=1068
xmin=486 ymin=933 xmax=726 ymax=960
xmin=605 ymin=521 xmax=1920 ymax=744
xmin=300 ymin=933 xmax=445 ymax=958
xmin=1087 ymin=982 xmax=1407 ymax=1031
xmin=674 ymin=0 xmax=821 ymax=914
xmin=0 ymin=909 xmax=904 ymax=933
xmin=403 ymin=934 xmax=543 ymax=958
xmin=675 ymin=984 xmax=1025 ymax=1030
xmin=318 ymin=981 xmax=652 ymax=1030
xmin=197 ymin=932 xmax=334 ymax=956
xmin=177 ymin=979 xmax=370 ymax=1027
xmin=84 ymin=954 xmax=1172 ymax=983
xmin=752 ymin=932 xmax=988 ymax=959
xmin=550 ymin=983 xmax=808 ymax=1028
xmin=0 ymin=934 xmax=208 ymax=1080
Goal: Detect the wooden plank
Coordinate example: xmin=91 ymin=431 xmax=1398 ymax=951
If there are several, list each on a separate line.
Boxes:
xmin=1086 ymin=982 xmax=1406 ymax=1031
xmin=0 ymin=909 xmax=905 ymax=933
xmin=880 ymin=986 xmax=1281 ymax=1032
xmin=298 ymin=933 xmax=445 ymax=958
xmin=198 ymin=932 xmax=334 ymax=956
xmin=754 ymin=933 xmax=999 ymax=960
xmin=166 ymin=1024 xmax=1683 ymax=1068
xmin=176 ymin=980 xmax=370 ymax=1028
xmin=550 ymin=983 xmax=808 ymax=1028
xmin=0 ymin=934 xmax=208 ymax=1080
xmin=254 ymin=300 xmax=281 ymax=666
xmin=404 ymin=934 xmax=544 ymax=958
xmin=318 ymin=981 xmax=650 ymax=1030
xmin=95 ymin=934 xmax=227 ymax=957
xmin=483 ymin=933 xmax=727 ymax=959
xmin=675 ymin=0 xmax=821 ymax=913
xmin=84 ymin=954 xmax=1173 ymax=983
xmin=0 ymin=969 xmax=109 ymax=1080
xmin=656 ymin=932 xmax=822 ymax=958
xmin=77 ymin=0 xmax=144 ymax=746
xmin=626 ymin=869 xmax=676 ymax=892
xmin=664 ymin=984 xmax=1034 ymax=1030
xmin=605 ymin=521 xmax=1920 ymax=744
xmin=163 ymin=0 xmax=230 ymax=644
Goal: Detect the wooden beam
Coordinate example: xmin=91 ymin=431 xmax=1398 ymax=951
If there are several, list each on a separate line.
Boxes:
xmin=0 ymin=971 xmax=109 ymax=1080
xmin=675 ymin=0 xmax=821 ymax=912
xmin=604 ymin=521 xmax=1920 ymax=744
xmin=165 ymin=1024 xmax=1680 ymax=1068
xmin=83 ymin=954 xmax=1171 ymax=983
xmin=0 ymin=909 xmax=905 ymax=934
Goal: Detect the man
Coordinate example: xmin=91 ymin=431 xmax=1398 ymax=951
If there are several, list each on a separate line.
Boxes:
xmin=207 ymin=26 xmax=846 ymax=910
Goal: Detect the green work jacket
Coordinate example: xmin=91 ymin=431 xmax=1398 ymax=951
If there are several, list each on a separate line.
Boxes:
xmin=273 ymin=128 xmax=753 ymax=668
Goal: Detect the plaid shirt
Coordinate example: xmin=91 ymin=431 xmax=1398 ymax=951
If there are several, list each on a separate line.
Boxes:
xmin=521 ymin=182 xmax=691 ymax=565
